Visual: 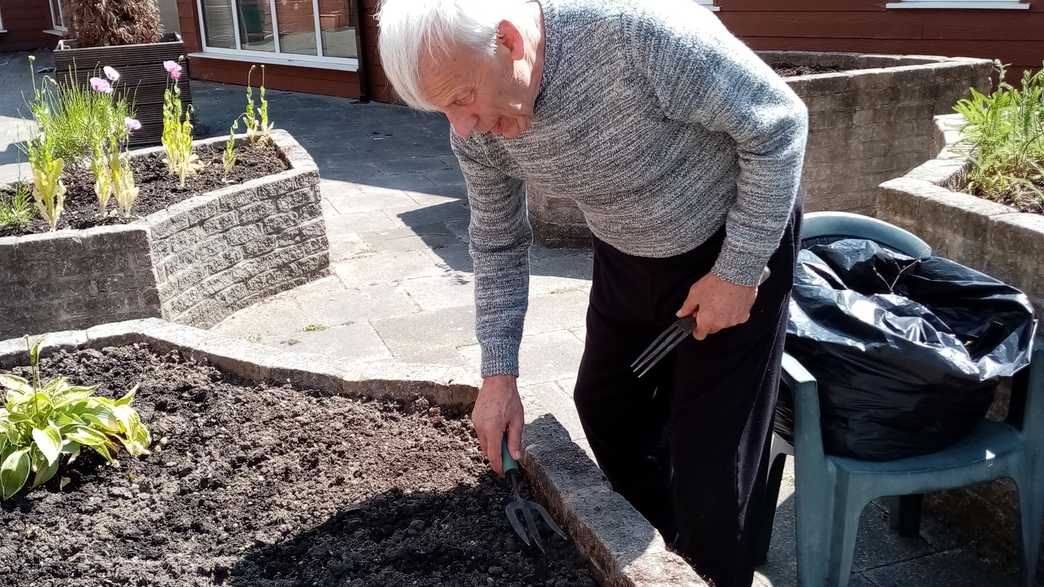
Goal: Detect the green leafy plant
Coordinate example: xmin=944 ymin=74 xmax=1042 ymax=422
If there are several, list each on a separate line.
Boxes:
xmin=0 ymin=337 xmax=151 ymax=500
xmin=0 ymin=184 xmax=35 ymax=229
xmin=223 ymin=119 xmax=240 ymax=181
xmin=954 ymin=61 xmax=1044 ymax=212
xmin=161 ymin=59 xmax=200 ymax=188
xmin=243 ymin=65 xmax=275 ymax=145
xmin=110 ymin=154 xmax=139 ymax=218
xmin=25 ymin=132 xmax=66 ymax=232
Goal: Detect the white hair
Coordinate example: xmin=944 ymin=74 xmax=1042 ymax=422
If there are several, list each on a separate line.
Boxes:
xmin=376 ymin=0 xmax=525 ymax=111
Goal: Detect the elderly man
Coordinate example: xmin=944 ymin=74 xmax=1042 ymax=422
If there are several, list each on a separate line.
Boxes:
xmin=377 ymin=0 xmax=807 ymax=584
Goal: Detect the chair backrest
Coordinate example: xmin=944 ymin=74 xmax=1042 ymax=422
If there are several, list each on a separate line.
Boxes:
xmin=800 ymin=211 xmax=933 ymax=258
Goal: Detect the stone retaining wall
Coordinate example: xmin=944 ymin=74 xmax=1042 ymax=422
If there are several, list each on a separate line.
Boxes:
xmin=0 ymin=130 xmax=329 ymax=340
xmin=0 ymin=318 xmax=707 ymax=587
xmin=878 ymin=113 xmax=1044 ymax=317
xmin=528 ymin=51 xmax=993 ymax=247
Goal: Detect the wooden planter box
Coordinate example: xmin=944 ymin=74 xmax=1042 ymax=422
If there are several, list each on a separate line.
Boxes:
xmin=54 ymin=33 xmax=192 ymax=147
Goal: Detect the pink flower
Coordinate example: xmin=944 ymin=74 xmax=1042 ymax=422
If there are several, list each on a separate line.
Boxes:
xmin=89 ymin=77 xmax=113 ymax=94
xmin=163 ymin=60 xmax=182 ymax=81
xmin=124 ymin=117 xmax=141 ymax=132
xmin=103 ymin=65 xmax=120 ymax=82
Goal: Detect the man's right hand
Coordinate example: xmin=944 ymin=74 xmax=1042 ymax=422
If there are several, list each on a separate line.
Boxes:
xmin=471 ymin=374 xmax=525 ymax=476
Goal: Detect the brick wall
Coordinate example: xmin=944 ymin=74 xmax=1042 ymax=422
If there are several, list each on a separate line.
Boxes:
xmin=0 ymin=226 xmax=162 ymax=340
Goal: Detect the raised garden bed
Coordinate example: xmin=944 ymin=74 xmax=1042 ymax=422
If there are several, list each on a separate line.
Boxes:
xmin=878 ymin=113 xmax=1044 ymax=317
xmin=0 ymin=343 xmax=594 ymax=585
xmin=0 ymin=319 xmax=707 ymax=586
xmin=0 ymin=130 xmax=329 ymax=340
xmin=527 ymin=51 xmax=993 ymax=247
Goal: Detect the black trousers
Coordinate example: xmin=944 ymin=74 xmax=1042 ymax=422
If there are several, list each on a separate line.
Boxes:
xmin=573 ymin=206 xmax=801 ymax=587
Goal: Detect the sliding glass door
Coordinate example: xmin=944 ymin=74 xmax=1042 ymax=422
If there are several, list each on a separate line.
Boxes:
xmin=196 ymin=0 xmax=358 ymax=68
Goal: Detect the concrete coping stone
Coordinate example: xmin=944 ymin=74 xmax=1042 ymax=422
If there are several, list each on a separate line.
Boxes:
xmin=0 ymin=319 xmax=706 ymax=586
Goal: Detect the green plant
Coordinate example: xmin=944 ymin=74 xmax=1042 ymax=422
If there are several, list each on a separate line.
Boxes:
xmin=0 ymin=337 xmax=151 ymax=500
xmin=954 ymin=61 xmax=1044 ymax=212
xmin=0 ymin=184 xmax=35 ymax=229
xmin=66 ymin=0 xmax=162 ymax=48
xmin=243 ymin=65 xmax=275 ymax=145
xmin=243 ymin=65 xmax=259 ymax=143
xmin=161 ymin=59 xmax=200 ymax=188
xmin=110 ymin=154 xmax=139 ymax=218
xmin=25 ymin=132 xmax=66 ymax=232
xmin=223 ymin=119 xmax=240 ymax=180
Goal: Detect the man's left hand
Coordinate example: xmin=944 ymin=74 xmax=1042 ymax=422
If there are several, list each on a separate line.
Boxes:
xmin=675 ymin=273 xmax=758 ymax=340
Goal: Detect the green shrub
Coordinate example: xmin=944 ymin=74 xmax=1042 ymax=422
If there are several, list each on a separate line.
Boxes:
xmin=0 ymin=184 xmax=34 ymax=229
xmin=0 ymin=337 xmax=151 ymax=500
xmin=954 ymin=62 xmax=1044 ymax=212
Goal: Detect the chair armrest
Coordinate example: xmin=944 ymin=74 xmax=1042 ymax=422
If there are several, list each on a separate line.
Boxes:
xmin=782 ymin=352 xmax=827 ymax=469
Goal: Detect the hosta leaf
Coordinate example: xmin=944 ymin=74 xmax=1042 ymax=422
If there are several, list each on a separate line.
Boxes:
xmin=66 ymin=427 xmax=108 ymax=448
xmin=114 ymin=384 xmax=139 ymax=407
xmin=59 ymin=476 xmax=71 ymax=491
xmin=111 ymin=404 xmax=141 ymax=435
xmin=31 ymin=448 xmax=58 ymax=488
xmin=1 ymin=448 xmax=30 ymax=500
xmin=0 ymin=374 xmax=32 ymax=395
xmin=52 ymin=391 xmax=95 ymax=410
xmin=31 ymin=425 xmax=62 ymax=466
xmin=83 ymin=404 xmax=119 ymax=428
xmin=89 ymin=442 xmax=113 ymax=463
xmin=61 ymin=442 xmax=81 ymax=465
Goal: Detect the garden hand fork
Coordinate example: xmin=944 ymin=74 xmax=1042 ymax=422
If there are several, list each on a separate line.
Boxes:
xmin=631 ymin=267 xmax=772 ymax=378
xmin=500 ymin=435 xmax=567 ymax=554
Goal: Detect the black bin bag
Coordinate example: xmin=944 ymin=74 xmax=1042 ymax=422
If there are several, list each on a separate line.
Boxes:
xmin=774 ymin=238 xmax=1036 ymax=461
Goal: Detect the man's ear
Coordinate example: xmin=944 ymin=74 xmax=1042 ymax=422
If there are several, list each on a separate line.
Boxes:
xmin=497 ymin=20 xmax=526 ymax=61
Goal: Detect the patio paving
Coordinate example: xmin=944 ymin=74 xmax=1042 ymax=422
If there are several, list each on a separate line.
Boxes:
xmin=0 ymin=50 xmax=1029 ymax=586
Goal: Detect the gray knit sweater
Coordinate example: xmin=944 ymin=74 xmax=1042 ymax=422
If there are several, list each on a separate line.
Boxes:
xmin=450 ymin=0 xmax=809 ymax=377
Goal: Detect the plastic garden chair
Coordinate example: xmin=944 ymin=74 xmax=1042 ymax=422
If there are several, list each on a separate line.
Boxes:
xmin=754 ymin=211 xmax=1044 ymax=587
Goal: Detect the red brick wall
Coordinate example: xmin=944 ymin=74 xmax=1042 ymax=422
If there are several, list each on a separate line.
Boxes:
xmin=0 ymin=0 xmax=60 ymax=52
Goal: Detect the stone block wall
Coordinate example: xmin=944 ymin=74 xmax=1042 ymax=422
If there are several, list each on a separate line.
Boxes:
xmin=878 ymin=114 xmax=1044 ymax=318
xmin=0 ymin=226 xmax=161 ymax=340
xmin=526 ymin=51 xmax=994 ymax=247
xmin=0 ymin=130 xmax=329 ymax=340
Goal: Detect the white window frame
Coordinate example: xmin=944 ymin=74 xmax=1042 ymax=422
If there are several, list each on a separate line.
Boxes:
xmin=192 ymin=0 xmax=359 ymax=72
xmin=886 ymin=0 xmax=1029 ymax=9
xmin=48 ymin=0 xmax=68 ymax=32
xmin=696 ymin=0 xmax=721 ymax=11
xmin=0 ymin=8 xmax=5 ymax=33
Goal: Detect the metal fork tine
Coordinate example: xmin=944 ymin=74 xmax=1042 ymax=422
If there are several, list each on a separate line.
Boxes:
xmin=633 ymin=322 xmax=687 ymax=375
xmin=530 ymin=502 xmax=567 ymax=540
xmin=506 ymin=502 xmax=531 ymax=546
xmin=630 ymin=322 xmax=680 ymax=370
xmin=520 ymin=501 xmax=547 ymax=554
xmin=635 ymin=326 xmax=690 ymax=378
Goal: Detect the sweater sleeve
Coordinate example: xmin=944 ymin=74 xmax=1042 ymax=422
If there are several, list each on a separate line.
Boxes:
xmin=621 ymin=2 xmax=808 ymax=286
xmin=450 ymin=134 xmax=532 ymax=377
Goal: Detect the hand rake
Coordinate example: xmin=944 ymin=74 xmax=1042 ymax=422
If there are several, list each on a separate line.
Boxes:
xmin=500 ymin=435 xmax=567 ymax=554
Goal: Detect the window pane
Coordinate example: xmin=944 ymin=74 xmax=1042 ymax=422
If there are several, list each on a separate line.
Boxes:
xmin=50 ymin=0 xmax=65 ymax=29
xmin=319 ymin=0 xmax=357 ymax=58
xmin=276 ymin=0 xmax=317 ymax=55
xmin=237 ymin=0 xmax=275 ymax=52
xmin=201 ymin=0 xmax=235 ymax=48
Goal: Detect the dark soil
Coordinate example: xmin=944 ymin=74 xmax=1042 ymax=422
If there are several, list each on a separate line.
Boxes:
xmin=0 ymin=345 xmax=596 ymax=587
xmin=772 ymin=63 xmax=849 ymax=77
xmin=0 ymin=141 xmax=289 ymax=238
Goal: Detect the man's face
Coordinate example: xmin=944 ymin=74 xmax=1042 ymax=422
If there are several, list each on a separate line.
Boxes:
xmin=419 ymin=24 xmax=534 ymax=140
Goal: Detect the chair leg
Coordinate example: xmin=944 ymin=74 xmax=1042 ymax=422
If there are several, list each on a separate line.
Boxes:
xmin=753 ymin=451 xmax=788 ymax=566
xmin=1015 ymin=475 xmax=1042 ymax=587
xmin=826 ymin=487 xmax=865 ymax=587
xmin=886 ymin=494 xmax=923 ymax=537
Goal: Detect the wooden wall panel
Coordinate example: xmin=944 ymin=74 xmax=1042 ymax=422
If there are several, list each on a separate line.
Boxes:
xmin=0 ymin=0 xmax=60 ymax=52
xmin=717 ymin=0 xmax=1044 ymax=83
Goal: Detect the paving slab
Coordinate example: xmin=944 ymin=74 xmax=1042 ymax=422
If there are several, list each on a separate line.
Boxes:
xmin=259 ymin=321 xmax=393 ymax=363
